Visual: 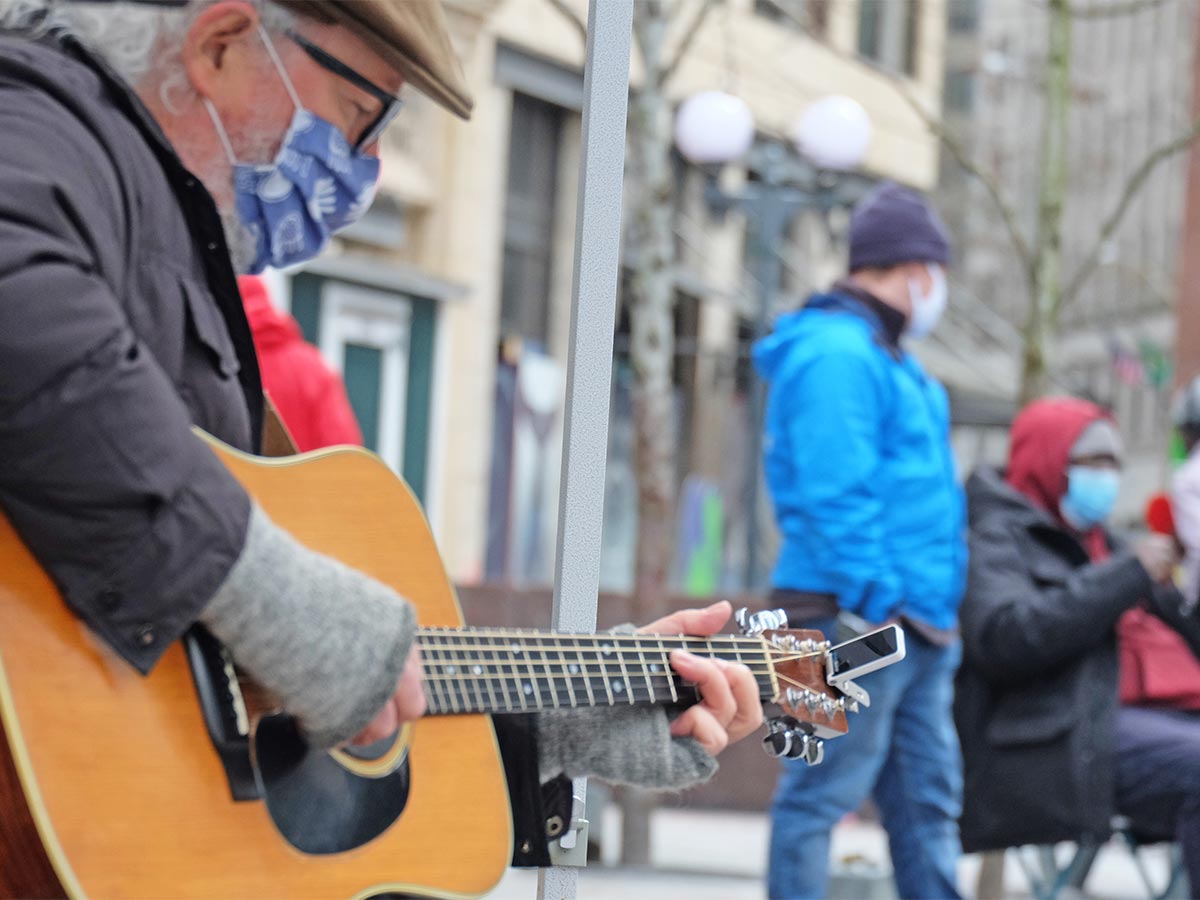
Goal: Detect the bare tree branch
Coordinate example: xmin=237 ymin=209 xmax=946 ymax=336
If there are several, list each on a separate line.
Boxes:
xmin=886 ymin=76 xmax=1036 ymax=280
xmin=1060 ymin=116 xmax=1200 ymax=310
xmin=757 ymin=0 xmax=822 ymax=34
xmin=661 ymin=0 xmax=720 ymax=87
xmin=1068 ymin=0 xmax=1170 ymax=20
xmin=545 ymin=0 xmax=587 ymax=47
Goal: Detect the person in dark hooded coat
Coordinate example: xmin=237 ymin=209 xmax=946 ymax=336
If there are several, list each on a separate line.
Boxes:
xmin=957 ymin=396 xmax=1200 ymax=889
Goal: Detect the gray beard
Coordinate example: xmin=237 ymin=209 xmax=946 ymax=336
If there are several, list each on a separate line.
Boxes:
xmin=189 ymin=141 xmax=267 ymax=276
xmin=218 ymin=204 xmax=260 ymax=275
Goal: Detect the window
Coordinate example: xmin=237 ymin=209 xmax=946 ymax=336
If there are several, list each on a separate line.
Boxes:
xmin=499 ymin=92 xmax=564 ymax=346
xmin=947 ymin=0 xmax=980 ymax=34
xmin=858 ymin=0 xmax=921 ymax=77
xmin=944 ymin=69 xmax=976 ymax=113
xmin=753 ymin=0 xmax=828 ymax=35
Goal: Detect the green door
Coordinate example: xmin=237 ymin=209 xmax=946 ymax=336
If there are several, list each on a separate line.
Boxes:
xmin=289 ymin=272 xmax=437 ymax=504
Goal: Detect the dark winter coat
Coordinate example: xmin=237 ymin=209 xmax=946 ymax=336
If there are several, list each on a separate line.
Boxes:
xmin=0 ymin=34 xmax=261 ymax=672
xmin=955 ymin=465 xmax=1152 ymax=851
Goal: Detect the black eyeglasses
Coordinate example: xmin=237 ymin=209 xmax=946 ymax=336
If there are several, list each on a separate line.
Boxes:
xmin=286 ymin=30 xmax=404 ymax=153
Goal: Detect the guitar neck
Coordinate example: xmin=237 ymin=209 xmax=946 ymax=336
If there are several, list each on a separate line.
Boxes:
xmin=416 ymin=628 xmax=777 ymax=716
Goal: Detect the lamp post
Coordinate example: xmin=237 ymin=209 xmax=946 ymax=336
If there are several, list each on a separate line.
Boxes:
xmin=674 ymin=92 xmax=875 ymax=590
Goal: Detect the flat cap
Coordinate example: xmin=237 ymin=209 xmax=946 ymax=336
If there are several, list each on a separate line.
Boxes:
xmin=280 ymin=0 xmax=474 ymax=119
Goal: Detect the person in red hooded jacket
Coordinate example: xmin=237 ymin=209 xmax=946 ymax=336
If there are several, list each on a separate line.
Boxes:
xmin=955 ymin=396 xmax=1200 ymax=889
xmin=238 ymin=276 xmax=363 ymax=452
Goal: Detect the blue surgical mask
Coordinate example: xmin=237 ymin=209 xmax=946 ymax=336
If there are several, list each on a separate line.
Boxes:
xmin=906 ymin=264 xmax=948 ymax=338
xmin=204 ymin=27 xmax=381 ymax=273
xmin=1060 ymin=465 xmax=1121 ymax=530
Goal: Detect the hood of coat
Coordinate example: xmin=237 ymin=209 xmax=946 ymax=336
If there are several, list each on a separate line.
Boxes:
xmin=1005 ymin=397 xmax=1111 ymax=520
xmin=238 ymin=276 xmax=304 ymax=355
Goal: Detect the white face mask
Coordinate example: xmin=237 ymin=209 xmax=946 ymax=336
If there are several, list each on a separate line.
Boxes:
xmin=906 ymin=264 xmax=948 ymax=338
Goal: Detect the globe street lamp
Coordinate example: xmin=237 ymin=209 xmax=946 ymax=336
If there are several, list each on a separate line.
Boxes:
xmin=674 ymin=92 xmax=875 ymax=590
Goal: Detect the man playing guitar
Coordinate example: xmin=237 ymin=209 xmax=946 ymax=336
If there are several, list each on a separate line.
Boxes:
xmin=0 ymin=0 xmax=761 ymax=880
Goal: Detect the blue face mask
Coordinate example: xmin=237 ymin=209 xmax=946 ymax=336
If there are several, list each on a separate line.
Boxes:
xmin=1060 ymin=465 xmax=1121 ymax=530
xmin=205 ymin=28 xmax=381 ymax=274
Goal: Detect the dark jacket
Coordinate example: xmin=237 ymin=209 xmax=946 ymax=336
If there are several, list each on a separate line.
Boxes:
xmin=956 ymin=465 xmax=1153 ymax=851
xmin=0 ymin=34 xmax=262 ymax=671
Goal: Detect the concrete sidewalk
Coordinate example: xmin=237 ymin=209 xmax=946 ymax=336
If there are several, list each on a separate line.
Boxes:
xmin=487 ymin=806 xmax=1182 ymax=899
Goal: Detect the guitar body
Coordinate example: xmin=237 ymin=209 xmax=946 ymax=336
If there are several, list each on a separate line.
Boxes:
xmin=0 ymin=439 xmax=511 ymax=899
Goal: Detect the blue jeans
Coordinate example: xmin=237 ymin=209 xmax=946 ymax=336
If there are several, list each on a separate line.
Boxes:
xmin=1114 ymin=706 xmax=1200 ymax=892
xmin=767 ymin=620 xmax=963 ymax=900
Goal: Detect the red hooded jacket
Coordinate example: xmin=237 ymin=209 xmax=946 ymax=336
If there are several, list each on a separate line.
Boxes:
xmin=1006 ymin=396 xmax=1111 ymax=560
xmin=238 ymin=276 xmax=363 ymax=452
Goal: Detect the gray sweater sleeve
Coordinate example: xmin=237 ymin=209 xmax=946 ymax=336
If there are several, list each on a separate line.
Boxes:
xmin=200 ymin=502 xmax=416 ymax=749
xmin=537 ymin=706 xmax=718 ymax=790
xmin=535 ymin=623 xmax=718 ymax=790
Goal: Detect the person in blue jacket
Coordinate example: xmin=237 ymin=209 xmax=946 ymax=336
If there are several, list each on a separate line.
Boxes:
xmin=758 ymin=182 xmax=967 ymax=900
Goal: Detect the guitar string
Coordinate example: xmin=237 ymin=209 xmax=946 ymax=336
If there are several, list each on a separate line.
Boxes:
xmin=414 ymin=633 xmax=820 ymax=654
xmin=422 ymin=672 xmax=835 ymax=715
xmin=414 ymin=636 xmax=823 ymax=659
xmin=414 ymin=632 xmax=824 ymax=654
xmin=412 ymin=642 xmax=820 ymax=661
xmin=418 ymin=668 xmax=807 ymax=693
xmin=419 ymin=660 xmax=830 ymax=694
xmin=422 ymin=681 xmax=700 ymax=710
xmin=420 ymin=669 xmax=817 ymax=695
xmin=414 ymin=654 xmax=805 ymax=674
xmin=416 ymin=628 xmax=791 ymax=639
xmin=416 ymin=660 xmax=779 ymax=679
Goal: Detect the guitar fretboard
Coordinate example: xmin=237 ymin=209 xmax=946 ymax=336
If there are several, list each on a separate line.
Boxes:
xmin=416 ymin=629 xmax=777 ymax=716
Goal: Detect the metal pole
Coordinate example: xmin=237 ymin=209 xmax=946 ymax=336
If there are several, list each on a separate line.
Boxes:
xmin=538 ymin=1 xmax=632 ymax=898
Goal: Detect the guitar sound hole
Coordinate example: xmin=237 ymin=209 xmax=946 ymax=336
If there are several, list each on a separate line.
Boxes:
xmin=254 ymin=714 xmax=411 ymax=855
xmin=341 ymin=730 xmax=401 ymax=762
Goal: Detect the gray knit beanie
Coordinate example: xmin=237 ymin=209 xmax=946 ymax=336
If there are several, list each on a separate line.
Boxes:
xmin=848 ymin=182 xmax=952 ymax=271
xmin=1070 ymin=419 xmax=1125 ymax=465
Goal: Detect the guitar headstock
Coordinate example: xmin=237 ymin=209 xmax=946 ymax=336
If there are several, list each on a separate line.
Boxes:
xmin=761 ymin=628 xmax=851 ymax=739
xmin=735 ymin=608 xmax=877 ymax=767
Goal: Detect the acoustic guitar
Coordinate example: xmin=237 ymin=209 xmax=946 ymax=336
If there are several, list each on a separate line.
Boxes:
xmin=0 ymin=435 xmax=864 ymax=900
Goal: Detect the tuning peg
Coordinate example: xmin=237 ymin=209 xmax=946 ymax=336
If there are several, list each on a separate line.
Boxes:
xmin=735 ymin=607 xmax=789 ymax=636
xmin=762 ymin=716 xmax=825 ymax=766
xmin=803 ymin=735 xmax=825 ymax=766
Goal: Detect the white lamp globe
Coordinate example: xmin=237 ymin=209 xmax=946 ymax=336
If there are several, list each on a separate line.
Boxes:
xmin=791 ymin=95 xmax=872 ymax=171
xmin=673 ymin=91 xmax=755 ymax=165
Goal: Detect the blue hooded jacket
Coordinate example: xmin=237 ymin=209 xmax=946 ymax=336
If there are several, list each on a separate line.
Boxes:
xmin=752 ymin=290 xmax=967 ymax=629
